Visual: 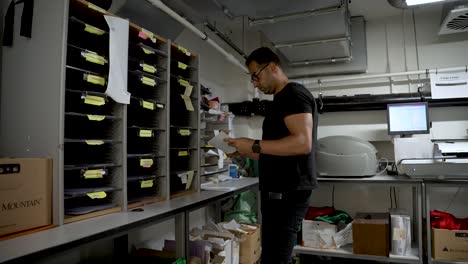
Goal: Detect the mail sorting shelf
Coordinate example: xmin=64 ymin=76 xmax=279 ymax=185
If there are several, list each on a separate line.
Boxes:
xmin=199 ymin=111 xmax=233 ymax=184
xmin=127 ymin=28 xmax=170 ymax=207
xmin=294 ymin=175 xmax=424 ymax=264
xmin=424 ymin=180 xmax=468 ymax=264
xmin=169 ymin=43 xmax=200 ymax=198
xmin=63 ymin=1 xmax=124 ymax=223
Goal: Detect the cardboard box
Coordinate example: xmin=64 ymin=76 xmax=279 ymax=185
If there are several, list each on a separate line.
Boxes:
xmin=432 ymin=228 xmax=468 ymax=261
xmin=202 ymin=230 xmax=236 ymax=264
xmin=302 ymin=220 xmax=337 ymax=249
xmin=352 ymin=212 xmax=390 ymax=256
xmin=0 ymin=158 xmax=52 ymax=237
xmin=238 ymin=224 xmax=261 ymax=264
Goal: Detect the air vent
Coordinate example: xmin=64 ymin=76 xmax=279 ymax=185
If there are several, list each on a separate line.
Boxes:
xmin=439 ymin=5 xmax=468 ymax=35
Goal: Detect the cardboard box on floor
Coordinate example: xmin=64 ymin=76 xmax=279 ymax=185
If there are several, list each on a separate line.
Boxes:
xmin=352 ymin=212 xmax=390 ymax=257
xmin=432 ymin=228 xmax=468 ymax=261
xmin=302 ymin=220 xmax=337 ymax=249
xmin=202 ymin=230 xmax=237 ymax=264
xmin=0 ymin=158 xmax=52 ymax=237
xmin=222 ymin=223 xmax=261 ymax=264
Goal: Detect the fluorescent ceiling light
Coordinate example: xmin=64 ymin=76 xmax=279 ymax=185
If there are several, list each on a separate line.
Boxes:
xmin=406 ymin=0 xmax=446 ymax=6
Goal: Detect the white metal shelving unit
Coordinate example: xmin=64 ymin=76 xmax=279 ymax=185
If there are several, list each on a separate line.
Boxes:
xmin=294 ymin=175 xmax=424 ymax=264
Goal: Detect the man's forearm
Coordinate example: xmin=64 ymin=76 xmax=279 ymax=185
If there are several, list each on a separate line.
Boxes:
xmin=260 ymin=134 xmax=311 ymax=156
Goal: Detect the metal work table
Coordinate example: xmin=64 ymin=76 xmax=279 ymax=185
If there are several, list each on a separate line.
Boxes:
xmin=0 ymin=178 xmax=258 ymax=263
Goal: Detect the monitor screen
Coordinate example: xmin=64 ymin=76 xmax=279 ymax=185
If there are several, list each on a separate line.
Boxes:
xmin=387 ymin=102 xmax=430 ymax=135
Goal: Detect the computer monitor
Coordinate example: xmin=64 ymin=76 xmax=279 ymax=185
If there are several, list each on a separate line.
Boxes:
xmin=387 ymin=102 xmax=430 ymax=136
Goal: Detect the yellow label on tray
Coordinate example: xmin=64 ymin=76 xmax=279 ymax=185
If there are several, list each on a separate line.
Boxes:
xmin=86 ymin=74 xmax=106 ymax=86
xmin=178 ymin=62 xmax=188 ymax=70
xmin=83 ymin=95 xmax=106 ymax=106
xmin=140 ymin=159 xmax=154 ymax=168
xmin=139 ymin=129 xmax=153 ymax=138
xmin=84 ymin=24 xmax=105 ymax=35
xmin=142 ymin=100 xmax=154 ymax=110
xmin=178 ymin=151 xmax=188 ymax=157
xmin=85 ymin=140 xmax=104 ymax=145
xmin=141 ymin=180 xmax=154 ymax=188
xmin=181 ymin=95 xmax=194 ymax=111
xmin=87 ymin=191 xmax=107 ymax=199
xmin=87 ymin=115 xmax=106 ymax=121
xmin=178 ymin=79 xmax=190 ymax=87
xmin=156 ymin=103 xmax=164 ymax=109
xmin=141 ymin=63 xmax=156 ymax=73
xmin=87 ymin=3 xmax=106 ymax=13
xmin=178 ymin=129 xmax=191 ymax=136
xmin=83 ymin=169 xmax=104 ymax=179
xmin=141 ymin=47 xmax=155 ymax=55
xmin=82 ymin=51 xmax=106 ymax=65
xmin=141 ymin=76 xmax=156 ymax=87
xmin=177 ymin=46 xmax=191 ymax=56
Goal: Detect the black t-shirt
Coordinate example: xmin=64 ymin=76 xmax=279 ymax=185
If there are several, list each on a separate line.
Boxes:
xmin=259 ymin=82 xmax=318 ymax=192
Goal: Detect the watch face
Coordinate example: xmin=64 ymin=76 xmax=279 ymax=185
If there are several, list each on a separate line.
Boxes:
xmin=252 ymin=143 xmax=261 ymax=153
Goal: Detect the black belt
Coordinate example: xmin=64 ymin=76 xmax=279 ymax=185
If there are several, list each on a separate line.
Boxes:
xmin=268 ymin=192 xmax=285 ymax=200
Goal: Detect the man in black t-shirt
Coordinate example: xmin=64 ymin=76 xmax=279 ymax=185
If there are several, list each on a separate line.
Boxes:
xmin=225 ymin=47 xmax=318 ymax=264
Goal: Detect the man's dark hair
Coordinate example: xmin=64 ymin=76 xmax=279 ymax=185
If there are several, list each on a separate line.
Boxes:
xmin=245 ymin=47 xmax=280 ymax=67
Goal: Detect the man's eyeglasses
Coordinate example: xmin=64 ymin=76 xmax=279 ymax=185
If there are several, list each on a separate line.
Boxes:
xmin=250 ymin=63 xmax=270 ymax=82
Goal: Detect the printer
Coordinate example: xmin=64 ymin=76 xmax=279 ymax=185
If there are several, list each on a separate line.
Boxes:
xmin=399 ymin=140 xmax=468 ymax=179
xmin=316 ymin=135 xmax=378 ymax=177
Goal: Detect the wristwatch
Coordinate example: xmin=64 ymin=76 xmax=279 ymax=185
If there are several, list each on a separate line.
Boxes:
xmin=252 ymin=140 xmax=261 ymax=153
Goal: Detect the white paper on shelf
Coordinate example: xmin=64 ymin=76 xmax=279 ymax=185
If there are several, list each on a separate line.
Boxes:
xmin=208 ymin=131 xmax=236 ymax=154
xmin=104 ymin=16 xmax=130 ymax=104
xmin=430 ymin=72 xmax=468 ymax=99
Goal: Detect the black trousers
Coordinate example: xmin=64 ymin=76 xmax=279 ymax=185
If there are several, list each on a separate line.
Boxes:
xmin=260 ymin=190 xmax=312 ymax=264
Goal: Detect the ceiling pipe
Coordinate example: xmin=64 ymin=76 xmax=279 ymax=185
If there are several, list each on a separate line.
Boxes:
xmin=292 ymin=65 xmax=468 ymax=86
xmin=145 ymin=0 xmax=248 ymax=73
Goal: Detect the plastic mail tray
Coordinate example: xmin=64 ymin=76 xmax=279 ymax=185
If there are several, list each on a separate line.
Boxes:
xmin=128 ymin=97 xmax=165 ymax=127
xmin=128 ymin=71 xmax=165 ymax=100
xmin=65 ymin=112 xmax=117 ymax=140
xmin=64 ymin=140 xmax=115 ymax=166
xmin=170 ymin=76 xmax=195 ymax=98
xmin=66 ymin=67 xmax=108 ymax=93
xmin=67 ymin=45 xmax=109 ymax=75
xmin=66 ymin=90 xmax=116 ymax=116
xmin=69 ymin=0 xmax=108 ymax=30
xmin=171 ymin=45 xmax=192 ymax=64
xmin=170 ymin=96 xmax=196 ymax=127
xmin=170 ymin=149 xmax=194 ymax=171
xmin=170 ymin=171 xmax=194 ymax=193
xmin=127 ymin=176 xmax=158 ymax=203
xmin=68 ymin=16 xmax=109 ymax=55
xmin=170 ymin=127 xmax=194 ymax=148
xmin=170 ymin=61 xmax=193 ymax=79
xmin=64 ymin=187 xmax=117 ymax=216
xmin=129 ymin=43 xmax=165 ymax=65
xmin=129 ymin=27 xmax=166 ymax=53
xmin=127 ymin=127 xmax=158 ymax=155
xmin=128 ymin=58 xmax=165 ymax=78
xmin=128 ymin=155 xmax=162 ymax=177
xmin=64 ymin=167 xmax=113 ymax=189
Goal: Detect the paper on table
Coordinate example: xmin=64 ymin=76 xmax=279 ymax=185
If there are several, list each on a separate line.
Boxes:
xmin=104 ymin=16 xmax=131 ymax=104
xmin=208 ymin=131 xmax=236 ymax=154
